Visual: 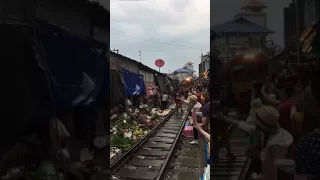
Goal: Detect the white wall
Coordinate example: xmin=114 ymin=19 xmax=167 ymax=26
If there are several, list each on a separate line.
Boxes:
xmin=117 ymin=58 xmax=139 ymax=74
xmin=145 ymin=72 xmax=154 ymax=83
xmin=139 ymin=70 xmax=154 ymax=83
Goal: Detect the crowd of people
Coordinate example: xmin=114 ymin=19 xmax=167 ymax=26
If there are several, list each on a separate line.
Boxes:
xmin=174 ymin=64 xmax=320 ymax=179
xmin=207 ymin=65 xmax=320 ymax=179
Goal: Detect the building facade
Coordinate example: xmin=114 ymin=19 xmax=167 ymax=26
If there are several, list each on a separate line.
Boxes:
xmin=110 ymin=51 xmax=156 ymax=84
xmin=199 ymin=53 xmax=210 ymax=78
xmin=211 ymin=0 xmax=274 ymax=65
xmin=171 ymin=62 xmax=196 ymax=82
xmin=304 ymin=0 xmax=319 ymax=26
xmin=283 ymin=0 xmax=305 ymax=51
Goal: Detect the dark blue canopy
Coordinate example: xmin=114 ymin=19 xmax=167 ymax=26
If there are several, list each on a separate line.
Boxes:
xmin=39 ymin=21 xmax=109 ymax=109
xmin=121 ymin=68 xmax=146 ymax=96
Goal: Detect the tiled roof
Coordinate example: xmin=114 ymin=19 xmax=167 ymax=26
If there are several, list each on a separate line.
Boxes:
xmin=211 ymin=17 xmax=274 ymax=34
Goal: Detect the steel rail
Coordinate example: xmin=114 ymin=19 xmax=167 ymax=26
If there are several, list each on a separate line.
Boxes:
xmin=156 ymin=110 xmax=190 ymax=180
xmin=110 ymin=108 xmax=177 ymax=174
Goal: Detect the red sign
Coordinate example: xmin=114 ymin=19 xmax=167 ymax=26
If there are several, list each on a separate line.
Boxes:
xmin=155 ymin=59 xmax=165 ymax=67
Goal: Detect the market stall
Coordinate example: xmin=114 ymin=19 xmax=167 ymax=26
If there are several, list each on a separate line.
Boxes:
xmin=110 ymin=102 xmax=176 ymax=164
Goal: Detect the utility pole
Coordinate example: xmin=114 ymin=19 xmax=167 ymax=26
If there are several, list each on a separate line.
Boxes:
xmin=139 ymin=50 xmax=141 ymax=62
xmin=295 ymin=0 xmax=301 ymax=65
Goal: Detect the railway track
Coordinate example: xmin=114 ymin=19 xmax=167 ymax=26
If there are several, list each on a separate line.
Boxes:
xmin=211 ymin=112 xmax=251 ymax=180
xmin=111 ymin=109 xmax=189 ymax=180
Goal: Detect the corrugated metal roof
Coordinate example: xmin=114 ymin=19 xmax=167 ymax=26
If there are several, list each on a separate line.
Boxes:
xmin=211 ymin=17 xmax=274 ymax=34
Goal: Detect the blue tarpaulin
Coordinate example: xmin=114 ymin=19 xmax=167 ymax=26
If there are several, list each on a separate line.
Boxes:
xmin=39 ymin=21 xmax=109 ymax=109
xmin=121 ymin=68 xmax=146 ymax=96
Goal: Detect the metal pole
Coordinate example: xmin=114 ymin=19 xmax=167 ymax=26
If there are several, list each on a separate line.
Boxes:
xmin=139 ymin=50 xmax=141 ymax=62
xmin=295 ymin=0 xmax=301 ymax=65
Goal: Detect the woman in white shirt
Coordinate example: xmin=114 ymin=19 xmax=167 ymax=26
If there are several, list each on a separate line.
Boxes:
xmin=183 ymin=95 xmax=202 ymax=144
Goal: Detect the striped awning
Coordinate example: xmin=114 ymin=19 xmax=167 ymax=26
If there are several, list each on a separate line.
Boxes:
xmin=300 ymin=18 xmax=319 ymax=53
xmin=204 ymin=69 xmax=209 ymax=78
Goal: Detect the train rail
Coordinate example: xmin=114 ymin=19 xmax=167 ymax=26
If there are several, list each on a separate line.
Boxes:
xmin=211 ymin=111 xmax=251 ymax=180
xmin=111 ymin=109 xmax=189 ymax=180
xmin=211 ymin=129 xmax=249 ymax=180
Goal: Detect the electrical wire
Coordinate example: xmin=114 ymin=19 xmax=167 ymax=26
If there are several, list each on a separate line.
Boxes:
xmin=111 ymin=33 xmax=204 ymax=50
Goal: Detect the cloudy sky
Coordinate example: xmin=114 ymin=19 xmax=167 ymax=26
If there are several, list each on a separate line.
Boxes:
xmin=108 ymin=0 xmax=210 ymax=76
xmin=95 ymin=0 xmax=292 ymax=75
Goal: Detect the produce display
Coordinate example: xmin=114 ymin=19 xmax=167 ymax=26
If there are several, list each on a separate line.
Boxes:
xmin=110 ymin=103 xmax=176 ymax=163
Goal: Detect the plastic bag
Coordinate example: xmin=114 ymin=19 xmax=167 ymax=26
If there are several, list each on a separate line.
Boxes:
xmin=203 ymin=165 xmax=210 ymax=180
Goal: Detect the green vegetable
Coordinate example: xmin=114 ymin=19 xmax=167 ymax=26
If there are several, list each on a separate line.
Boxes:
xmin=150 ymin=114 xmax=160 ymax=121
xmin=110 ymin=134 xmax=135 ymax=151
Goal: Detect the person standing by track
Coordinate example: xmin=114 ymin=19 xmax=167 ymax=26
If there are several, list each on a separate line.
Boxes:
xmin=161 ymin=92 xmax=169 ymax=110
xmin=175 ymin=91 xmax=183 ymax=112
xmin=182 ymin=95 xmax=202 ymax=144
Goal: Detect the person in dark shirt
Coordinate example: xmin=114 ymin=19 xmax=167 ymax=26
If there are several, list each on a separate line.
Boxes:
xmin=201 ymin=90 xmax=210 ymax=133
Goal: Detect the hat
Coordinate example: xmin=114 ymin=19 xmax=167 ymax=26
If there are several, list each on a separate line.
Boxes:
xmin=187 ymin=95 xmax=197 ymax=104
xmin=251 ymin=105 xmax=280 ymax=133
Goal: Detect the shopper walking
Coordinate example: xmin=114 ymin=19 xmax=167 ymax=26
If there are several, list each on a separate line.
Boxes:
xmin=161 ymin=92 xmax=169 ymax=110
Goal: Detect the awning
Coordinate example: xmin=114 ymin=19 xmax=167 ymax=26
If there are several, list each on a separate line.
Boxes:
xmin=300 ymin=18 xmax=319 ymax=54
xmin=204 ymin=69 xmax=209 ymax=78
xmin=155 ymin=75 xmax=167 ymax=93
xmin=110 ymin=69 xmax=126 ymax=109
xmin=121 ymin=68 xmax=146 ymax=96
xmin=39 ymin=21 xmax=108 ymax=109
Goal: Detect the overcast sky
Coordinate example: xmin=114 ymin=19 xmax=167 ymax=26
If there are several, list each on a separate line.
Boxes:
xmin=96 ymin=0 xmax=292 ymax=75
xmin=108 ymin=0 xmax=210 ymax=76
